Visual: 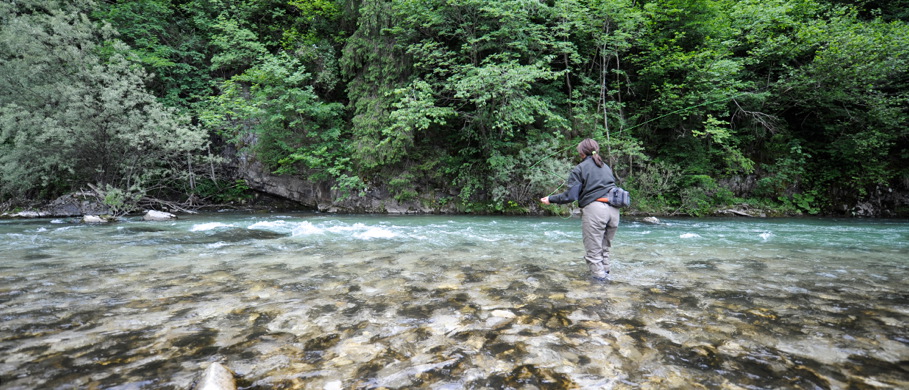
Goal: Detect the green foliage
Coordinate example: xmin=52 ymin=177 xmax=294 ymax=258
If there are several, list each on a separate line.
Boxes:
xmin=388 ymin=172 xmax=419 ymax=203
xmin=102 ymin=184 xmax=144 ymax=216
xmin=677 ymin=174 xmax=739 ymax=216
xmin=773 ymin=8 xmax=908 ymax=188
xmin=4 ymin=0 xmax=906 ymax=215
xmin=787 ymin=190 xmax=822 ymax=215
xmin=203 ymin=52 xmax=349 ymax=186
xmin=624 ymin=161 xmax=683 ymax=213
xmin=755 ymin=141 xmax=811 ymax=197
xmin=0 ymin=1 xmax=207 ymax=200
xmin=91 ymin=0 xmax=213 ymax=110
xmin=693 ymin=115 xmax=755 ymax=174
xmin=193 ymin=179 xmax=253 ymax=203
xmin=209 ymin=17 xmax=270 ymax=72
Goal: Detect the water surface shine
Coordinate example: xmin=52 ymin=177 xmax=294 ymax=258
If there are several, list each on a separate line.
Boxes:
xmin=0 ymin=213 xmax=907 ymax=389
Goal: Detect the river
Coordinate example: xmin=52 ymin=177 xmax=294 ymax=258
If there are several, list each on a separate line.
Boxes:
xmin=0 ymin=213 xmax=907 ymax=389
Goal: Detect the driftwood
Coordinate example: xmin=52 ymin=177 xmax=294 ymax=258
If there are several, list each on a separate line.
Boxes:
xmin=720 ymin=209 xmax=753 ymax=217
xmin=139 ymin=197 xmax=199 ymax=214
xmin=86 ymin=183 xmax=201 ymax=215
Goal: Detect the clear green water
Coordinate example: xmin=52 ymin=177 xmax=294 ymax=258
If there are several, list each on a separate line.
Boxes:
xmin=0 ymin=213 xmax=907 ymax=389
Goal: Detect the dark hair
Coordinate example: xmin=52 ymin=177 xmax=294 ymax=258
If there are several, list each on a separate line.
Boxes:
xmin=577 ymin=138 xmax=603 ymax=168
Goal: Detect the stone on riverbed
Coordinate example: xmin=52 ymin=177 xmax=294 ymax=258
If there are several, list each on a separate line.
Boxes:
xmin=490 ymin=309 xmax=517 ymax=319
xmin=194 ymin=362 xmax=236 ymax=390
xmin=643 ymin=217 xmax=661 ymax=224
xmin=144 ymin=210 xmax=176 ymax=221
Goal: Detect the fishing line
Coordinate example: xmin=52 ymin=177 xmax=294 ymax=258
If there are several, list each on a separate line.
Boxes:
xmin=613 ymin=92 xmax=748 ymax=136
xmin=531 ymin=93 xmax=747 ymax=214
xmin=531 ymin=92 xmax=748 ymax=173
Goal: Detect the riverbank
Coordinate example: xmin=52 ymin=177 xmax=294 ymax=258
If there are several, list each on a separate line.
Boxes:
xmin=3 ymin=178 xmax=908 ymax=219
xmin=2 ymin=194 xmax=905 ymax=220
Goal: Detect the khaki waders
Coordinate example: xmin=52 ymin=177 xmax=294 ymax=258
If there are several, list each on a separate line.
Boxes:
xmin=581 ymin=201 xmax=620 ymax=278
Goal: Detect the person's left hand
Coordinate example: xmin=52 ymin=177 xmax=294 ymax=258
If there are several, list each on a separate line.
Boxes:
xmin=539 ymin=197 xmax=550 ymax=205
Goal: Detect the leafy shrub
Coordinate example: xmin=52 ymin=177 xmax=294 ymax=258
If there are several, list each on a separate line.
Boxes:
xmin=624 ymin=161 xmax=683 ymax=213
xmin=193 ymin=179 xmax=254 ymax=204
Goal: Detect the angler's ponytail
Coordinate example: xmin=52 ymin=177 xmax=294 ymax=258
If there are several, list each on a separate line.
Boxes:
xmin=577 ymin=138 xmax=604 ymax=168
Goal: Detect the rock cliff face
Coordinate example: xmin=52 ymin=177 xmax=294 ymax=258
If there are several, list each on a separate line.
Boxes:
xmin=239 ymin=159 xmax=454 ymax=214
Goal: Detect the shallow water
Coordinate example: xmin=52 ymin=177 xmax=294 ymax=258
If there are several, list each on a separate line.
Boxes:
xmin=0 ymin=213 xmax=907 ymax=389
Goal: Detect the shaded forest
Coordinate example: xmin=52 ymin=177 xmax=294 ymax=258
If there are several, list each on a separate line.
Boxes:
xmin=1 ymin=0 xmax=907 ymax=216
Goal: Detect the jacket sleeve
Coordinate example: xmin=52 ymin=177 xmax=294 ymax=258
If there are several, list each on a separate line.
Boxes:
xmin=548 ymin=168 xmax=582 ymax=204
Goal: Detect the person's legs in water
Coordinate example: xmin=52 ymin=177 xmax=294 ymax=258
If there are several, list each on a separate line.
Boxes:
xmin=581 ymin=202 xmax=610 ymax=279
xmin=600 ymin=204 xmax=620 ymax=275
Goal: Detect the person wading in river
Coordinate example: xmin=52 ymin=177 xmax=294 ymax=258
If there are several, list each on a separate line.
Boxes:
xmin=540 ymin=138 xmax=619 ymax=281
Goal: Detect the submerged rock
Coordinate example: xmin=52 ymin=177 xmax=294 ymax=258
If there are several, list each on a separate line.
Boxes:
xmin=144 ymin=210 xmax=176 ymax=221
xmin=643 ymin=217 xmax=660 ymax=224
xmin=194 ymin=362 xmax=236 ymax=390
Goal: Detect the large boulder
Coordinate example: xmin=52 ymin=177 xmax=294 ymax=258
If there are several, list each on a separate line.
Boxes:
xmin=47 ymin=192 xmax=109 ymax=217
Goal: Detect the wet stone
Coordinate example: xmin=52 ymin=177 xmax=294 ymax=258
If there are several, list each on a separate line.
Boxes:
xmin=398 ymin=304 xmax=434 ymax=320
xmin=486 ymin=341 xmax=527 ymax=360
xmin=484 ymin=364 xmax=578 ymax=389
xmin=22 ymin=252 xmax=54 ymax=260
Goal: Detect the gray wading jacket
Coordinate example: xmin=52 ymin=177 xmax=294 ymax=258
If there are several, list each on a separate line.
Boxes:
xmin=548 ymin=156 xmax=617 ymax=208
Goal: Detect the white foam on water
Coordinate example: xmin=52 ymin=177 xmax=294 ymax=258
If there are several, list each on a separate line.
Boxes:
xmin=53 ymin=225 xmax=80 ymax=231
xmin=190 ymin=222 xmax=234 ymax=232
xmin=290 ymin=221 xmax=324 ymax=236
xmin=248 ymin=220 xmax=294 ymax=232
xmin=543 ymin=230 xmax=575 ymax=241
xmin=760 ymin=232 xmax=773 ymax=241
xmin=325 ymin=222 xmax=368 ymax=234
xmin=248 ymin=220 xmax=281 ymax=229
xmin=680 ymin=233 xmax=701 ymax=239
xmin=322 ymin=223 xmax=397 ymax=240
xmin=355 ymin=227 xmax=397 ymax=239
xmin=50 ymin=219 xmax=66 ymax=224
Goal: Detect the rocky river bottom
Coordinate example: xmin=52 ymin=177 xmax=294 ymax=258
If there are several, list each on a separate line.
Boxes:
xmin=0 ymin=214 xmax=907 ymax=389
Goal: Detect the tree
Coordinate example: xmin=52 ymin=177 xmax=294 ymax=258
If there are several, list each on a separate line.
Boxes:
xmin=92 ymin=0 xmax=215 ymax=111
xmin=0 ymin=0 xmax=207 ymax=202
xmin=203 ymin=53 xmax=348 ymax=182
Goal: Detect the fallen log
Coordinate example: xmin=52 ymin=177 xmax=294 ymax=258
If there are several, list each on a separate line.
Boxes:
xmin=721 ymin=209 xmax=752 ymax=217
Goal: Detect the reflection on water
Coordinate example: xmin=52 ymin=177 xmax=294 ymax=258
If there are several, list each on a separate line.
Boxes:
xmin=1 ymin=214 xmax=907 ymax=389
